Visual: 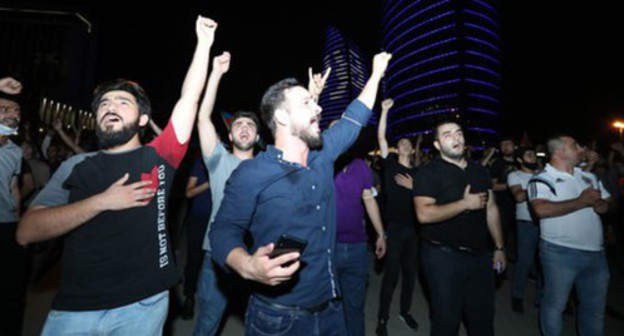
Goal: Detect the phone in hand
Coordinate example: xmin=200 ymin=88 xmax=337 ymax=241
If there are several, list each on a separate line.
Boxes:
xmin=268 ymin=234 xmax=308 ymax=267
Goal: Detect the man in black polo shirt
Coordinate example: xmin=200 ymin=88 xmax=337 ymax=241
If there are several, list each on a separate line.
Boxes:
xmin=413 ymin=120 xmax=506 ymax=336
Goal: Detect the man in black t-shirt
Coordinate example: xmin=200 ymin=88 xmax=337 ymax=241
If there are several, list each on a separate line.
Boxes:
xmin=17 ymin=16 xmax=218 ymax=336
xmin=413 ymin=120 xmax=506 ymax=336
xmin=489 ymin=136 xmax=518 ymax=261
xmin=375 ymin=98 xmax=420 ymax=335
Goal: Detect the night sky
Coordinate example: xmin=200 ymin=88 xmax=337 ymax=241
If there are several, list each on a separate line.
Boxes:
xmin=5 ymin=0 xmax=624 ymax=149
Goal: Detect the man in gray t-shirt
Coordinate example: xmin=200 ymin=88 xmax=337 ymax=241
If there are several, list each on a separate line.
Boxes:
xmin=191 ymin=52 xmax=260 ymax=335
xmin=0 ymin=76 xmax=27 ymax=335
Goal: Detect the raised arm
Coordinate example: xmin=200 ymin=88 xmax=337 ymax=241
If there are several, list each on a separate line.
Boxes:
xmin=52 ymin=119 xmax=84 ymax=154
xmin=377 ymin=98 xmax=393 ymax=159
xmin=308 ymin=67 xmax=331 ymax=103
xmin=357 ymin=52 xmax=391 ymax=110
xmin=198 ymin=52 xmax=230 ymax=158
xmin=170 ymin=16 xmax=217 ymax=144
xmin=0 ymin=77 xmax=22 ymax=94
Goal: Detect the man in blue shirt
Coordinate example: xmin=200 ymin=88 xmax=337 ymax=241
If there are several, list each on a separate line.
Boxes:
xmin=210 ymin=52 xmax=391 ymax=335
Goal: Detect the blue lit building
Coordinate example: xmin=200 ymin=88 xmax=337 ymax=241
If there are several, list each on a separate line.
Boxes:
xmin=318 ymin=25 xmax=373 ymax=129
xmin=382 ymin=0 xmax=500 ymax=146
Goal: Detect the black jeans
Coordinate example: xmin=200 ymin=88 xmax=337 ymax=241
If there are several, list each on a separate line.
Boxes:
xmin=0 ymin=223 xmax=28 ymax=336
xmin=377 ymin=223 xmax=418 ymax=320
xmin=421 ymin=240 xmax=495 ymax=336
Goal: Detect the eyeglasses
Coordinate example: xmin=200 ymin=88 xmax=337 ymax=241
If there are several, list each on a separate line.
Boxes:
xmin=0 ymin=106 xmax=21 ymax=114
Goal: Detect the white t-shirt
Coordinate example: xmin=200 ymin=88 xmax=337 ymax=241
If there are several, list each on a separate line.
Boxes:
xmin=507 ymin=170 xmax=534 ymax=221
xmin=528 ymin=164 xmax=610 ymax=251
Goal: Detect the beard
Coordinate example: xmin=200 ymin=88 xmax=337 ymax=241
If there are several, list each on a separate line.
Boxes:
xmin=292 ymin=121 xmax=323 ymax=149
xmin=523 ymin=162 xmax=539 ymax=170
xmin=232 ymin=138 xmax=254 ymax=152
xmin=297 ymin=128 xmax=323 ymax=149
xmin=96 ymin=118 xmax=140 ymax=149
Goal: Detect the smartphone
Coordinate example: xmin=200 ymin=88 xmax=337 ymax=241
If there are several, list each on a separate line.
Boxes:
xmin=268 ymin=234 xmax=308 ymax=266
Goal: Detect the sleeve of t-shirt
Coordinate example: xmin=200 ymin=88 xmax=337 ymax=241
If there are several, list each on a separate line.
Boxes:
xmin=148 ymin=120 xmax=189 ymax=169
xmin=30 ymin=153 xmax=91 ymax=207
xmin=204 ymin=142 xmax=226 ymax=172
xmin=507 ymin=171 xmax=522 ymax=188
xmin=527 ymin=175 xmax=555 ymax=201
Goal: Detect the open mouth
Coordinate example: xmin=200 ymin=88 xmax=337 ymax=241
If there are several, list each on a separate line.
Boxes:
xmin=101 ymin=113 xmax=122 ymax=126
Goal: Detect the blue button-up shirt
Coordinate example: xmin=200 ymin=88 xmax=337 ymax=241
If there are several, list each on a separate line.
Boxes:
xmin=210 ymin=99 xmax=371 ymax=307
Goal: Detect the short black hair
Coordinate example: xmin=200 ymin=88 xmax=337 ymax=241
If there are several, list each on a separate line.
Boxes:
xmin=515 ymin=146 xmax=535 ymax=159
xmin=260 ymin=78 xmax=301 ymax=134
xmin=432 ymin=119 xmax=463 ymax=141
xmin=0 ymin=92 xmax=22 ymax=106
xmin=230 ymin=111 xmax=260 ymax=131
xmin=91 ymin=79 xmax=151 ymax=117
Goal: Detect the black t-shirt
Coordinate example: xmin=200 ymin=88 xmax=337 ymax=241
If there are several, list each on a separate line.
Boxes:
xmin=489 ymin=157 xmax=516 ymax=209
xmin=382 ymin=155 xmax=418 ymax=227
xmin=413 ymin=156 xmax=492 ymax=251
xmin=32 ymin=122 xmax=187 ymax=311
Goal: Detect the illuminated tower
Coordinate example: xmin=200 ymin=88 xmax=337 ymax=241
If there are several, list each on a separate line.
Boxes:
xmin=319 ymin=25 xmax=373 ymax=129
xmin=382 ymin=0 xmax=500 ymax=145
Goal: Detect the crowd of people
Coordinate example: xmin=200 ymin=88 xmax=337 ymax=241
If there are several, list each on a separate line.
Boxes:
xmin=1 ymin=14 xmax=622 ymax=336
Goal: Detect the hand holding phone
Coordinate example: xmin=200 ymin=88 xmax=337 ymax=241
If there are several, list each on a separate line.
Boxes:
xmin=269 ymin=234 xmax=308 ymax=267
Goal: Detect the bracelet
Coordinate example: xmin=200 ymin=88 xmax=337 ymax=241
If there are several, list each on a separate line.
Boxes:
xmin=494 ymin=245 xmax=505 ymax=252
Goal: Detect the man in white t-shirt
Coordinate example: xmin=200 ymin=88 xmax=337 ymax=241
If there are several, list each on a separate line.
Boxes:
xmin=507 ymin=146 xmax=539 ymax=314
xmin=528 ymin=135 xmax=610 ymax=336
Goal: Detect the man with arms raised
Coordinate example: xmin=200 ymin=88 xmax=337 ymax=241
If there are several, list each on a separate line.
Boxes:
xmin=210 ymin=52 xmax=391 ymax=335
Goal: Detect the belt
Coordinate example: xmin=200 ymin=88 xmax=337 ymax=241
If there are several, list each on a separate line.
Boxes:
xmin=254 ymin=295 xmax=341 ymax=314
xmin=424 ymin=239 xmax=479 ymax=255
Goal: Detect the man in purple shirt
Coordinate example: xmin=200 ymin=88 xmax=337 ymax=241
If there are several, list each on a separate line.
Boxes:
xmin=334 ymin=154 xmax=386 ymax=336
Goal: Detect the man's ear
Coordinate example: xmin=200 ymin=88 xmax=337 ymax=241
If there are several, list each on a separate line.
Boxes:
xmin=433 ymin=140 xmax=440 ymax=151
xmin=139 ymin=114 xmax=149 ymax=127
xmin=274 ymin=108 xmax=289 ymax=127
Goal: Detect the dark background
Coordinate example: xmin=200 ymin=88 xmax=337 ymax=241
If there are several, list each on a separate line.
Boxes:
xmin=3 ymin=0 xmax=624 ymax=149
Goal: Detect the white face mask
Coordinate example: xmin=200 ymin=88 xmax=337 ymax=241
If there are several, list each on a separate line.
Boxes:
xmin=0 ymin=122 xmax=18 ymax=136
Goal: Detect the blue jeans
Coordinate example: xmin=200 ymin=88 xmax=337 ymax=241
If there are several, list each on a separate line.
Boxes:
xmin=511 ymin=220 xmax=540 ymax=302
xmin=539 ymin=240 xmax=610 ymax=336
xmin=421 ymin=241 xmax=495 ymax=336
xmin=336 ymin=242 xmax=369 ymax=336
xmin=41 ymin=291 xmax=168 ymax=336
xmin=193 ymin=251 xmax=229 ymax=336
xmin=245 ymin=295 xmax=346 ymax=336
